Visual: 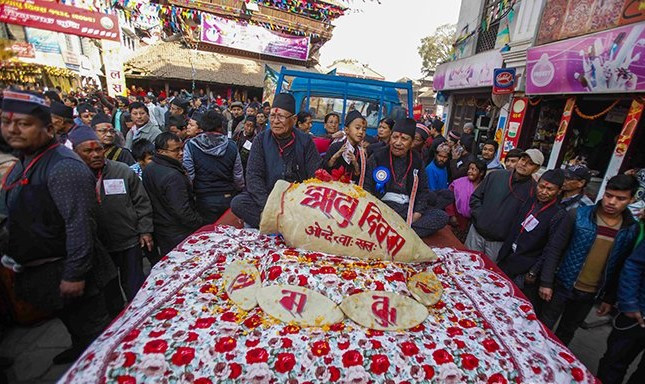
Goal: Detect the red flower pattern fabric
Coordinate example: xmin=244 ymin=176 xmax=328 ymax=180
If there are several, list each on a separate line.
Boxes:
xmin=59 ymin=226 xmax=595 ymax=384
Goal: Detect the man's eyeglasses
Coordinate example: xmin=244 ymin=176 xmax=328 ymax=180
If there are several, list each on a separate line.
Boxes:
xmin=269 ymin=113 xmax=293 ymax=122
xmin=96 ymin=129 xmax=116 ymax=135
xmin=162 ymin=147 xmax=183 ymax=153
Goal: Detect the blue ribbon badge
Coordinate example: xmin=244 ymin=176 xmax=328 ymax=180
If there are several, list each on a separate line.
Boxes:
xmin=372 ymin=166 xmax=390 ymax=195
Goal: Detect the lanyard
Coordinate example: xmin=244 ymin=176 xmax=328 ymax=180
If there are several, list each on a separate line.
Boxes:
xmin=357 ymin=146 xmax=366 ymax=187
xmin=273 ymin=131 xmax=295 ymax=157
xmin=389 ymin=149 xmax=413 ymax=187
xmin=1 ymin=143 xmax=60 ymax=191
xmin=508 ymin=171 xmax=534 ymax=202
xmin=95 ymin=168 xmax=103 ymax=204
xmin=518 ymin=198 xmax=556 ymax=236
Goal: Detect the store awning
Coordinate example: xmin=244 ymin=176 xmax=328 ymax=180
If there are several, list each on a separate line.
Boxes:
xmin=433 ymin=50 xmax=503 ymax=92
xmin=124 ymin=42 xmax=315 ymax=87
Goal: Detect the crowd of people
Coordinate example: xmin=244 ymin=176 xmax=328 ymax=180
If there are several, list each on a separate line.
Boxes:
xmin=0 ymin=84 xmax=644 ymax=384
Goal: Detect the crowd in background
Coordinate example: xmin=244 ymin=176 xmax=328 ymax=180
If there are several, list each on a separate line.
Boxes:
xmin=0 ymin=84 xmax=644 ymax=384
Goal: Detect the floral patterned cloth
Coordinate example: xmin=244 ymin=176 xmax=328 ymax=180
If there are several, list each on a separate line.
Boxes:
xmin=60 ymin=226 xmax=595 ymax=384
xmin=257 ymin=248 xmax=416 ymax=304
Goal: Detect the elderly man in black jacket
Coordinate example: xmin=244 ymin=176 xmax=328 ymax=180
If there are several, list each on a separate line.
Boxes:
xmin=230 ymin=93 xmax=321 ymax=228
xmin=497 ymin=169 xmax=568 ymax=307
xmin=91 ymin=113 xmax=135 ymax=165
xmin=70 ymin=126 xmax=154 ymax=303
xmin=363 ymin=118 xmax=449 ymax=237
xmin=143 ymin=132 xmax=205 ymax=256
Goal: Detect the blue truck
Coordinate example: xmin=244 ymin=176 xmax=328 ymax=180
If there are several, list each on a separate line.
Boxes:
xmin=275 ymin=67 xmax=414 ymax=137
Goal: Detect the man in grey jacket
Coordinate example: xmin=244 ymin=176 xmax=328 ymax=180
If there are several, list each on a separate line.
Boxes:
xmin=125 ymin=102 xmax=161 ymax=150
xmin=71 ymin=126 xmax=154 ymax=303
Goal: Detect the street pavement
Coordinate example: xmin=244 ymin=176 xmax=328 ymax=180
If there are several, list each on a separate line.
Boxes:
xmin=0 ymin=309 xmax=641 ymax=383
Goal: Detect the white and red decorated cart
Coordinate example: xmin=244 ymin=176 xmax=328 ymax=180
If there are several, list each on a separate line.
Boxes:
xmin=60 ymin=179 xmax=598 ymax=384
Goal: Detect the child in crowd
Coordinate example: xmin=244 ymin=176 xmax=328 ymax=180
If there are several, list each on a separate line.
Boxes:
xmin=129 ymin=139 xmax=155 ymax=179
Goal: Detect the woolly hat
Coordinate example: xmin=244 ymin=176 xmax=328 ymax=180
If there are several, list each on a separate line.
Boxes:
xmin=415 ymin=123 xmax=431 ymax=140
xmin=68 ymin=125 xmax=100 ymax=148
xmin=90 ymin=113 xmax=112 ymax=127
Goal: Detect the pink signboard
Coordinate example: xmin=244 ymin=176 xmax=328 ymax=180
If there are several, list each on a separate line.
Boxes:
xmin=0 ymin=0 xmax=120 ymax=42
xmin=433 ymin=50 xmax=503 ymax=91
xmin=527 ymin=22 xmax=645 ymax=94
xmin=201 ymin=13 xmax=309 ymax=61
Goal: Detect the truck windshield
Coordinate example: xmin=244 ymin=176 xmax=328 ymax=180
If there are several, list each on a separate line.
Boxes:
xmin=303 ymin=97 xmax=393 ymax=129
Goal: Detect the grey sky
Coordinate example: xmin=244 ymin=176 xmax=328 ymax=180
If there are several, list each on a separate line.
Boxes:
xmin=319 ymin=0 xmax=461 ymax=81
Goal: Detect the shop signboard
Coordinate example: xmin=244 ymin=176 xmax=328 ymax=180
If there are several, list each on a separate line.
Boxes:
xmin=493 ymin=68 xmax=516 ymax=95
xmin=0 ymin=0 xmax=120 ymax=42
xmin=101 ymin=40 xmax=127 ymax=97
xmin=500 ymin=97 xmax=528 ymax=161
xmin=10 ymin=41 xmax=34 ymax=58
xmin=546 ymin=97 xmax=576 ymax=169
xmin=597 ymin=99 xmax=644 ymax=200
xmin=527 ymin=23 xmax=645 ymax=95
xmin=620 ymin=0 xmax=645 ymax=25
xmin=25 ymin=27 xmax=59 ymax=53
xmin=433 ymin=50 xmax=503 ymax=91
xmin=61 ymin=49 xmax=79 ymax=70
xmin=537 ymin=0 xmax=645 ymax=45
xmin=201 ymin=13 xmax=310 ymax=61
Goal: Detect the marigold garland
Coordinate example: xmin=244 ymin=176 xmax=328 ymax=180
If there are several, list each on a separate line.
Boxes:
xmin=528 ymin=97 xmax=542 ymax=106
xmin=574 ymin=99 xmax=621 ymax=120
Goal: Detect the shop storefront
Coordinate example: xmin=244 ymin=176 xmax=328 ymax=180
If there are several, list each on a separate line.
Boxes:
xmin=433 ymin=50 xmax=504 ymax=145
xmin=0 ymin=0 xmax=125 ymax=96
xmin=524 ymin=21 xmax=645 ymax=199
xmin=0 ymin=60 xmax=78 ymax=90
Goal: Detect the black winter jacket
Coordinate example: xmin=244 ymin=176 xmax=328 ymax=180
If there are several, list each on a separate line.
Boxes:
xmin=497 ymin=196 xmax=568 ymax=278
xmin=142 ymin=154 xmax=205 ymax=241
xmin=470 ymin=169 xmax=536 ymax=241
xmin=96 ymin=160 xmax=154 ymax=252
